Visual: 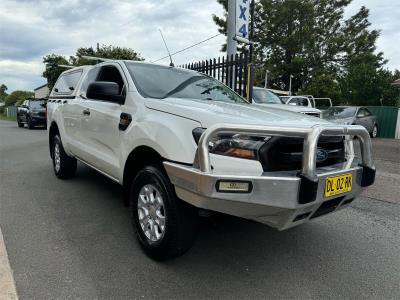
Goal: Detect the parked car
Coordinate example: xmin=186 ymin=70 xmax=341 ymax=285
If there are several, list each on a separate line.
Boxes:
xmin=47 ymin=61 xmax=375 ymax=260
xmin=17 ymin=99 xmax=47 ymax=129
xmin=253 ymin=87 xmax=321 ymax=118
xmin=281 ymin=95 xmax=314 ymax=108
xmin=322 ymin=106 xmax=378 ymax=138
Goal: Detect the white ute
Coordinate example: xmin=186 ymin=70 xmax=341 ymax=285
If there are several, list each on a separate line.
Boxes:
xmin=47 ymin=61 xmax=376 ymax=260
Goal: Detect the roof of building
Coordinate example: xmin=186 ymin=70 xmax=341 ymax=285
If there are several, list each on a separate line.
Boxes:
xmin=34 ymin=83 xmax=48 ymax=91
xmin=392 ymin=79 xmax=400 ymax=86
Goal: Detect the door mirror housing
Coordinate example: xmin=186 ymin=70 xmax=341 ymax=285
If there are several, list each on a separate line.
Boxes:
xmin=86 ymin=81 xmax=124 ymax=104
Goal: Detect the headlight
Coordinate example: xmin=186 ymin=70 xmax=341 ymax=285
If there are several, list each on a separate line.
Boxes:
xmin=192 ymin=127 xmax=270 ymax=160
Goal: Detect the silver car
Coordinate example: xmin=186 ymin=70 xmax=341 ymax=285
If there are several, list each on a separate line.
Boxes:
xmin=322 ymin=106 xmax=378 ymax=138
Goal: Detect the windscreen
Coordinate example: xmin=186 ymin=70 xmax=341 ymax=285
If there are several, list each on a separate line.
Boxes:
xmin=323 ymin=107 xmax=357 ymax=119
xmin=125 ymin=62 xmax=247 ymax=104
xmin=30 ymin=101 xmax=46 ymax=109
xmin=253 ymin=89 xmax=283 ymax=104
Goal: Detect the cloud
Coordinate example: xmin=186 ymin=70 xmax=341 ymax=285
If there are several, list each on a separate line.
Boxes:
xmin=345 ymin=0 xmax=400 ymax=71
xmin=0 ymin=0 xmax=398 ymax=92
xmin=0 ymin=0 xmax=225 ymax=92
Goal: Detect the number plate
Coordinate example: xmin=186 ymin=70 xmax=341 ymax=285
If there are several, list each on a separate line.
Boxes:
xmin=325 ymin=173 xmax=353 ymax=197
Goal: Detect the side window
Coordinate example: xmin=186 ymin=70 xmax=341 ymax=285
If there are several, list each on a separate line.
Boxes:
xmin=364 ymin=108 xmax=372 ymax=116
xmin=96 ymin=65 xmax=125 ymax=94
xmin=357 ymin=108 xmax=366 ymax=117
xmin=53 ymin=71 xmax=82 ymax=95
xmin=80 ymin=67 xmax=101 ymax=97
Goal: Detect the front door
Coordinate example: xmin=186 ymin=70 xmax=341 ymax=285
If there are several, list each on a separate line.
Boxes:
xmin=76 ymin=63 xmax=127 ymax=179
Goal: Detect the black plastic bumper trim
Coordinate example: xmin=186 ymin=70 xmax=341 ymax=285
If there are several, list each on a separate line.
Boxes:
xmin=297 ymin=173 xmax=319 ymax=204
xmin=359 ymin=164 xmax=376 ymax=187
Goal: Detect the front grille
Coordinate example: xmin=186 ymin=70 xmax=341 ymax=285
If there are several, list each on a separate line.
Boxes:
xmin=258 ymin=136 xmax=345 ymax=171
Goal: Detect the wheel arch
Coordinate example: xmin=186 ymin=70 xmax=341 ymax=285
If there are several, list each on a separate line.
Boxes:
xmin=49 ymin=121 xmax=60 ymax=158
xmin=122 ymin=145 xmax=165 ymax=205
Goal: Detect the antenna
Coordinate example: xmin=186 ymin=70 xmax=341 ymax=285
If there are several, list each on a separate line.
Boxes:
xmin=158 ymin=29 xmax=174 ymax=67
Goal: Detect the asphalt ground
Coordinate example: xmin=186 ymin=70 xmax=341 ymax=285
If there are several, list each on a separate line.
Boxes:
xmin=0 ymin=120 xmax=399 ymax=299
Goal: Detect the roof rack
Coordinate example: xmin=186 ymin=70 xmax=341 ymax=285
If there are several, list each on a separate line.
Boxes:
xmin=80 ymin=55 xmax=112 ymax=62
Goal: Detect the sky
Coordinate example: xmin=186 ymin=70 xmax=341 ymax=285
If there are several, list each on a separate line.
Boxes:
xmin=0 ymin=0 xmax=399 ymax=93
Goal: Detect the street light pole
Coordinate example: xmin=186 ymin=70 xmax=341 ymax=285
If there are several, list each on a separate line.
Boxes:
xmin=289 ymin=74 xmax=293 ymax=96
xmin=264 ymin=70 xmax=269 ymax=88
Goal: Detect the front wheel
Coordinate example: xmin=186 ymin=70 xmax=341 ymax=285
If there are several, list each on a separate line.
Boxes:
xmin=27 ymin=117 xmax=34 ymax=129
xmin=370 ymin=124 xmax=378 ymax=138
xmin=130 ymin=165 xmax=197 ymax=260
xmin=52 ymin=135 xmax=77 ymax=179
xmin=17 ymin=118 xmax=24 ymax=127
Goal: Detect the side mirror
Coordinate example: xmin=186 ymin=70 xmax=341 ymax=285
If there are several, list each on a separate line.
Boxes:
xmin=86 ymin=81 xmax=124 ymax=104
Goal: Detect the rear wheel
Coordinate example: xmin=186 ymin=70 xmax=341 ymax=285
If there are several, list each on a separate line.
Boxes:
xmin=370 ymin=124 xmax=378 ymax=138
xmin=130 ymin=165 xmax=197 ymax=260
xmin=17 ymin=118 xmax=24 ymax=127
xmin=52 ymin=135 xmax=77 ymax=179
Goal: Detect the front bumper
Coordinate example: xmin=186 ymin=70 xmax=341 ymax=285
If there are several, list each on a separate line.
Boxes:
xmin=164 ymin=124 xmax=375 ymax=230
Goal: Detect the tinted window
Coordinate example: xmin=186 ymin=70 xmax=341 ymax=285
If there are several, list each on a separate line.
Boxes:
xmin=358 ymin=108 xmax=371 ymax=117
xmin=253 ymin=89 xmax=283 ymax=104
xmin=96 ymin=66 xmax=125 ymax=94
xmin=53 ymin=71 xmax=82 ymax=94
xmin=323 ymin=107 xmax=357 ymax=119
xmin=125 ymin=62 xmax=247 ymax=104
xmin=290 ymin=97 xmax=309 ymax=106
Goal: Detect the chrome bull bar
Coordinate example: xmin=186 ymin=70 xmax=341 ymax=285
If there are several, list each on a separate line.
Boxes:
xmin=197 ymin=123 xmax=374 ymax=179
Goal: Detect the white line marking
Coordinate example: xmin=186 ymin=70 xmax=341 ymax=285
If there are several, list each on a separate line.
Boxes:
xmin=0 ymin=227 xmax=18 ymax=300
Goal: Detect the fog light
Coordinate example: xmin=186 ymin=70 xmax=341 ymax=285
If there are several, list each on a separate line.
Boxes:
xmin=216 ymin=180 xmax=252 ymax=193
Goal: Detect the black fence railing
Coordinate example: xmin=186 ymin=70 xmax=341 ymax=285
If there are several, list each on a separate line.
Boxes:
xmin=180 ymin=53 xmax=253 ymax=100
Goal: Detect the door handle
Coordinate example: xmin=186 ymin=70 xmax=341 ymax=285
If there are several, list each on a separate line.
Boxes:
xmin=82 ymin=108 xmax=90 ymax=116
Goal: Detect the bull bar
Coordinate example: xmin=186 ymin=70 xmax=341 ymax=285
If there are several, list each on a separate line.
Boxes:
xmin=164 ymin=124 xmax=375 ymax=230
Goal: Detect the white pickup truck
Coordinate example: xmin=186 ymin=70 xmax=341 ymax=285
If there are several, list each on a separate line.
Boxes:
xmin=47 ymin=60 xmax=375 ymax=260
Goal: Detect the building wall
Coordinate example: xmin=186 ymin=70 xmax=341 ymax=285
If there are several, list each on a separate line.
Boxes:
xmin=34 ymin=85 xmax=49 ymax=98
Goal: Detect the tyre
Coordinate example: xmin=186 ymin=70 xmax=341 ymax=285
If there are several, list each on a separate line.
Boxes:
xmin=370 ymin=124 xmax=378 ymax=138
xmin=51 ymin=135 xmax=77 ymax=179
xmin=27 ymin=117 xmax=34 ymax=129
xmin=17 ymin=118 xmax=24 ymax=127
xmin=130 ymin=165 xmax=197 ymax=260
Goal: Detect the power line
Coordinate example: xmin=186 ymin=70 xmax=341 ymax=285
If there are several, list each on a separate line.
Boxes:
xmin=152 ymin=33 xmax=222 ymax=63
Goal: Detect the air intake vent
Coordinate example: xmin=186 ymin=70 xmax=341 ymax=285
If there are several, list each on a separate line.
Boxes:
xmin=258 ymin=136 xmax=345 ymax=171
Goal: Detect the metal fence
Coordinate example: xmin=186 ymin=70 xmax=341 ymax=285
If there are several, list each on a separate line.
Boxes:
xmin=180 ymin=53 xmax=254 ymax=100
xmin=6 ymin=106 xmax=17 ymax=118
xmin=366 ymin=106 xmax=399 ymax=138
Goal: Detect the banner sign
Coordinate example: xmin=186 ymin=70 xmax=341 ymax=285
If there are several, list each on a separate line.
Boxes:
xmin=235 ymin=0 xmax=250 ymax=42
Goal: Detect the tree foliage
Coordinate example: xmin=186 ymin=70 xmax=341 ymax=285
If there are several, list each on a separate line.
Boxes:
xmin=43 ymin=45 xmax=144 ymax=90
xmin=4 ymin=90 xmax=34 ymax=106
xmin=0 ymin=84 xmax=8 ymax=102
xmin=213 ymin=0 xmax=400 ymax=106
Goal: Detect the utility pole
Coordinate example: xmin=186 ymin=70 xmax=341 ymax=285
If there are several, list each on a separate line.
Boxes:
xmin=227 ymin=0 xmax=237 ymax=58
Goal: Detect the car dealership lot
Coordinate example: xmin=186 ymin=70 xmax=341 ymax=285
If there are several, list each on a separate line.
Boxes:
xmin=0 ymin=120 xmax=399 ymax=299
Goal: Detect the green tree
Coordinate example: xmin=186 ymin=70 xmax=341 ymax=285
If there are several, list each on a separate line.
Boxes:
xmin=0 ymin=84 xmax=8 ymax=102
xmin=42 ymin=54 xmax=69 ymax=91
xmin=213 ymin=1 xmax=397 ymax=106
xmin=4 ymin=90 xmax=34 ymax=106
xmin=43 ymin=45 xmax=144 ymax=90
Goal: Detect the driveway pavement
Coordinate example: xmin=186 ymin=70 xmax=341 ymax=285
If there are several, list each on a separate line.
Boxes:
xmin=0 ymin=120 xmax=399 ymax=299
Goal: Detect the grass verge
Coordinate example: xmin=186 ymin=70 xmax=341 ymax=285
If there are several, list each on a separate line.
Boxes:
xmin=0 ymin=114 xmax=16 ymax=121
